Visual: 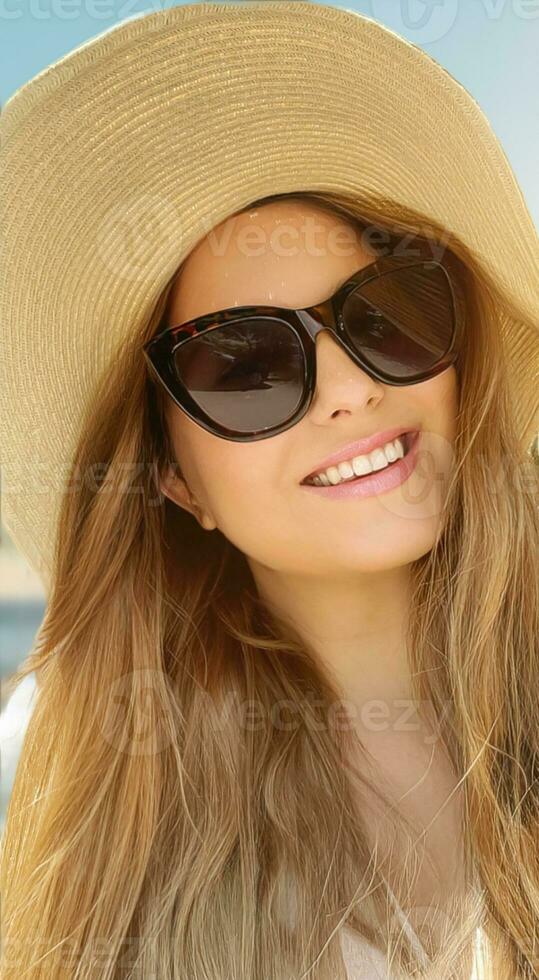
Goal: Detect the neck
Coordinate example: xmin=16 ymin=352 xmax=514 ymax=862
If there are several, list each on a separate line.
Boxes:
xmin=248 ymin=560 xmax=420 ymax=720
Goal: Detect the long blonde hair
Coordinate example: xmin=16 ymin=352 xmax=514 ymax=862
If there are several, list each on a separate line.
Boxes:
xmin=2 ymin=190 xmax=538 ymax=979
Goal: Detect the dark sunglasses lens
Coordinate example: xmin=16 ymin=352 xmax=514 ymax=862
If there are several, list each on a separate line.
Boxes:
xmin=173 ymin=317 xmax=305 ymax=433
xmin=342 ymin=263 xmax=455 ymax=379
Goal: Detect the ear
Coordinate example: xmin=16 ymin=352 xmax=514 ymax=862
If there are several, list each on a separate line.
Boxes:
xmin=160 ymin=462 xmax=196 ymax=515
xmin=160 ymin=463 xmax=217 ymax=531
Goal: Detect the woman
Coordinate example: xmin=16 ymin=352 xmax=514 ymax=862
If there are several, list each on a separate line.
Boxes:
xmin=1 ymin=3 xmax=538 ymax=978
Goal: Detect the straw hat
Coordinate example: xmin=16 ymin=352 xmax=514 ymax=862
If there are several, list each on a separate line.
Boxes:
xmin=1 ymin=0 xmax=538 ymax=594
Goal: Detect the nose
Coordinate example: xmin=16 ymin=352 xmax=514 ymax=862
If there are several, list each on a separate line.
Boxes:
xmin=307 ymin=329 xmax=385 ymax=421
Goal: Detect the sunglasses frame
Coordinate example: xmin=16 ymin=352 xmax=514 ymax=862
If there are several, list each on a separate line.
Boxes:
xmin=143 ymin=240 xmax=466 ymax=442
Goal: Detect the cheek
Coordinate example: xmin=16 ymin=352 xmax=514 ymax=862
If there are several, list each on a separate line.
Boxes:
xmin=441 ymin=365 xmax=459 ymax=414
xmin=202 ymin=454 xmax=275 ymax=508
xmin=201 ymin=453 xmax=296 ymax=564
xmin=181 ymin=433 xmax=299 ymax=563
xmin=171 ymin=412 xmax=281 ymax=524
xmin=205 ymin=449 xmax=281 ymax=516
xmin=386 ymin=369 xmax=459 ymax=524
xmin=416 ymin=367 xmax=459 ymax=436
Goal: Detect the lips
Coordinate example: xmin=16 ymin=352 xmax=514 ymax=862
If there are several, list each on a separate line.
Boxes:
xmin=300 ymin=427 xmax=416 ymax=485
xmin=300 ymin=429 xmax=422 ymax=498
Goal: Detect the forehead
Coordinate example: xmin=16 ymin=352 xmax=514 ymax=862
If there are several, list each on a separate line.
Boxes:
xmin=165 ymin=200 xmax=376 ymax=325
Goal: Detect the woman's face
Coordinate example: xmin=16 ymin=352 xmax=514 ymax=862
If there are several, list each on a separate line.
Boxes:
xmin=160 ymin=200 xmax=458 ymax=575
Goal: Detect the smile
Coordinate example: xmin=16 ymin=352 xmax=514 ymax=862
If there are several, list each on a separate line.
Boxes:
xmin=299 ymin=430 xmax=421 ymax=500
xmin=303 ymin=432 xmax=414 ymax=486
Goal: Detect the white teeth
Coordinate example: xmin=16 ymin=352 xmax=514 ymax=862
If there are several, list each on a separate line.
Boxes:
xmin=392 ymin=437 xmax=405 ymax=460
xmin=352 ymin=454 xmax=373 ymax=477
xmin=370 ymin=448 xmax=388 ymax=471
xmin=336 ymin=460 xmax=355 ymax=481
xmin=308 ymin=435 xmax=408 ymax=486
xmin=384 ymin=441 xmax=398 ymax=463
xmin=326 ymin=465 xmax=344 ymax=485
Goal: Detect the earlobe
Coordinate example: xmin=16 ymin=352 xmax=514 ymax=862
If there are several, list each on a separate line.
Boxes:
xmin=199 ymin=513 xmax=217 ymax=532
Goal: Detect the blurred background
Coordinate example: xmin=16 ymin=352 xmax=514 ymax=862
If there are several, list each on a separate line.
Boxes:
xmin=1 ymin=0 xmax=538 ymax=831
xmin=1 ymin=520 xmax=44 ymax=831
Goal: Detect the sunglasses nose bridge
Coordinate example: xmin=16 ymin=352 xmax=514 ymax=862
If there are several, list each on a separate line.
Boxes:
xmin=296 ymin=301 xmax=339 ymax=341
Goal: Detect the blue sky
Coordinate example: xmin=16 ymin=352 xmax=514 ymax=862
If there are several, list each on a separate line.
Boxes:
xmin=1 ymin=0 xmax=538 ymax=227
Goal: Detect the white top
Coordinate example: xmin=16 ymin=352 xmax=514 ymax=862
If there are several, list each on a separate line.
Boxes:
xmin=339 ymin=881 xmax=487 ymax=979
xmin=340 ymin=926 xmax=488 ymax=979
xmin=339 ymin=926 xmax=392 ymax=979
xmin=339 ymin=881 xmax=431 ymax=979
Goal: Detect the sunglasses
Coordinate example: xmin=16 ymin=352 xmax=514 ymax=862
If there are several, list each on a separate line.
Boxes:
xmin=143 ymin=239 xmax=465 ymax=443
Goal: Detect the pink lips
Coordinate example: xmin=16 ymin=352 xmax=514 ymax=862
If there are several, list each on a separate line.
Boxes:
xmin=301 ymin=426 xmax=416 ymax=484
xmin=300 ymin=430 xmax=421 ymax=500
